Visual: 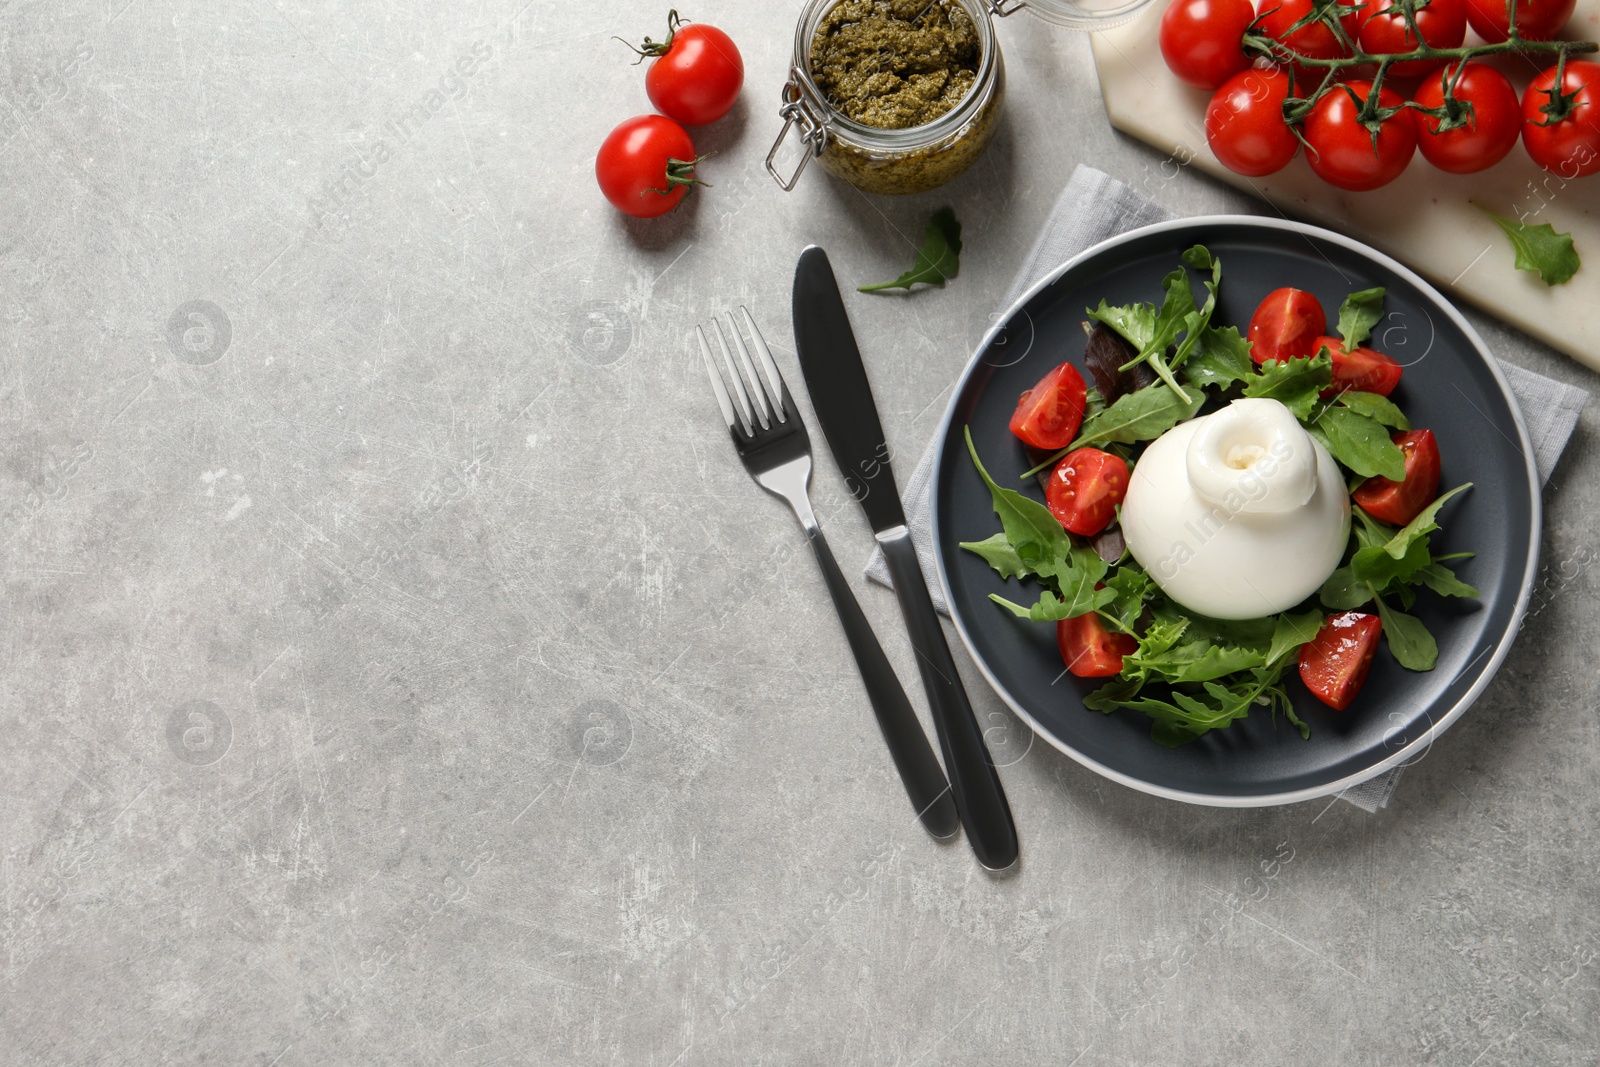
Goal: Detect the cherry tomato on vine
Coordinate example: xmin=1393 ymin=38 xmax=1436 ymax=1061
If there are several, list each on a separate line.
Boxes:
xmin=1159 ymin=0 xmax=1256 ymax=90
xmin=1303 ymin=80 xmax=1417 ymax=191
xmin=1464 ymin=0 xmax=1576 ymax=42
xmin=1046 ymin=447 xmax=1129 ymax=537
xmin=1351 ymin=429 xmax=1441 ymax=525
xmin=1358 ymin=0 xmax=1467 ymax=80
xmin=1412 ymin=63 xmax=1521 ymax=174
xmin=595 ymin=115 xmax=703 ymax=218
xmin=1206 ymin=67 xmax=1300 ymax=176
xmin=1522 ymin=60 xmax=1600 ymax=178
xmin=1256 ymin=0 xmax=1365 ymax=86
xmin=1248 ymin=288 xmax=1327 ymax=364
xmin=630 ymin=12 xmax=744 ymax=126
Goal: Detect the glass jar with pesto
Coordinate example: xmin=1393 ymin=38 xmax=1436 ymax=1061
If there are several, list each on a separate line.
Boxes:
xmin=767 ymin=0 xmax=1157 ymax=196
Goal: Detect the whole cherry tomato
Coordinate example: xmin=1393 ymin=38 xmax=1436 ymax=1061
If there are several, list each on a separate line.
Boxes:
xmin=1358 ymin=0 xmax=1466 ymax=80
xmin=1248 ymin=287 xmax=1327 ymax=364
xmin=1303 ymin=80 xmax=1417 ymax=191
xmin=1256 ymin=0 xmax=1365 ymax=87
xmin=1412 ymin=62 xmax=1521 ymax=174
xmin=633 ymin=12 xmax=744 ymax=126
xmin=1522 ymin=60 xmax=1600 ymax=178
xmin=1058 ymin=612 xmax=1137 ymax=678
xmin=595 ymin=115 xmax=702 ymax=218
xmin=1009 ymin=361 xmax=1088 ymax=451
xmin=1045 ymin=447 xmax=1129 ymax=536
xmin=1351 ymin=429 xmax=1441 ymax=525
xmin=1159 ymin=0 xmax=1256 ymax=90
xmin=1299 ymin=612 xmax=1382 ymax=710
xmin=1464 ymin=0 xmax=1576 ymax=41
xmin=1312 ymin=335 xmax=1404 ymax=396
xmin=1206 ymin=67 xmax=1300 ymax=176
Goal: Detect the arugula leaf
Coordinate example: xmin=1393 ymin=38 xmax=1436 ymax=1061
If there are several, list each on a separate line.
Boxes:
xmin=859 ymin=207 xmax=962 ymax=292
xmin=963 ymin=428 xmax=1069 ymax=574
xmin=1086 ymin=299 xmax=1157 ymax=349
xmin=1100 ymin=566 xmax=1152 ymax=633
xmin=1380 ymin=483 xmax=1472 ymax=560
xmin=1308 ymin=407 xmax=1407 ymax=481
xmin=1335 ymin=287 xmax=1386 ymax=347
xmin=1375 ymin=596 xmax=1438 ymax=670
xmin=1182 ymin=325 xmax=1253 ymax=390
xmin=1351 ymin=506 xmax=1394 ymax=550
xmin=1070 ymin=380 xmax=1204 ymax=449
xmin=1415 ymin=562 xmax=1479 ymax=599
xmin=1144 ymin=643 xmax=1268 ymax=684
xmin=1266 ymin=610 xmax=1324 ymax=667
xmin=1475 ymin=204 xmax=1581 ymax=286
xmin=1351 ymin=538 xmax=1432 ymax=587
xmin=1242 ymin=351 xmax=1332 ymax=420
xmin=1320 ymin=566 xmax=1374 ymax=610
xmin=990 ymin=580 xmax=1116 ymax=623
xmin=961 ymin=533 xmax=1028 ymax=580
xmin=1169 ymin=245 xmax=1223 ymax=372
xmin=1335 ymin=390 xmax=1410 ymax=430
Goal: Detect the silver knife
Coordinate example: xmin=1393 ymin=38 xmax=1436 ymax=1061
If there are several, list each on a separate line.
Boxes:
xmin=791 ymin=245 xmax=1019 ymax=872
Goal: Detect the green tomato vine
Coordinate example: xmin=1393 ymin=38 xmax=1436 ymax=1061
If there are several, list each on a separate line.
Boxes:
xmin=1241 ymin=0 xmax=1599 ymax=139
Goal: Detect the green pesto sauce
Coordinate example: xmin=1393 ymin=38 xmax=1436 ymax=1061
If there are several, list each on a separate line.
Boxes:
xmin=810 ymin=0 xmax=981 ymax=130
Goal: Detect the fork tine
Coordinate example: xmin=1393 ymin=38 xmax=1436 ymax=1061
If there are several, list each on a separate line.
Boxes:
xmin=738 ymin=306 xmax=788 ymax=422
xmin=714 ymin=318 xmax=765 ymax=431
xmin=697 ymin=326 xmax=745 ymax=434
xmin=722 ymin=311 xmax=774 ymax=426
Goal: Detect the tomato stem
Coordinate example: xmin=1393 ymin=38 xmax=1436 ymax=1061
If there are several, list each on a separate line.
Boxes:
xmin=644 ymin=154 xmax=712 ymax=200
xmin=614 ymin=9 xmax=687 ymax=63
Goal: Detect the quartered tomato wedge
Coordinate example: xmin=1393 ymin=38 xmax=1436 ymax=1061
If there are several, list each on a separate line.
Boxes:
xmin=1352 ymin=429 xmax=1441 ymax=526
xmin=1299 ymin=612 xmax=1383 ymax=710
xmin=1058 ymin=612 xmax=1137 ymax=678
xmin=1248 ymin=288 xmax=1326 ymax=365
xmin=1009 ymin=361 xmax=1088 ymax=450
xmin=1046 ymin=447 xmax=1129 ymax=536
xmin=1313 ymin=335 xmax=1403 ymax=397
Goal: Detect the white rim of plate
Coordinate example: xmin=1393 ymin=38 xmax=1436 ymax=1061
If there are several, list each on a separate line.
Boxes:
xmin=929 ymin=214 xmax=1543 ymax=808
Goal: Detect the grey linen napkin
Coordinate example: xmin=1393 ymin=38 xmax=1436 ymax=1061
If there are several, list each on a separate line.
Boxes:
xmin=864 ymin=165 xmax=1590 ymax=813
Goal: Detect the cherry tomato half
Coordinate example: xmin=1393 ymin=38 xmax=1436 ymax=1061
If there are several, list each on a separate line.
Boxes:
xmin=1304 ymin=80 xmax=1417 ymax=191
xmin=1313 ymin=335 xmax=1404 ymax=396
xmin=1058 ymin=612 xmax=1137 ymax=678
xmin=1046 ymin=447 xmax=1130 ymax=536
xmin=1522 ymin=60 xmax=1600 ymax=178
xmin=1206 ymin=67 xmax=1300 ymax=176
xmin=1464 ymin=0 xmax=1576 ymax=42
xmin=1413 ymin=62 xmax=1521 ymax=174
xmin=1299 ymin=612 xmax=1382 ymax=710
xmin=1249 ymin=287 xmax=1327 ymax=365
xmin=1009 ymin=361 xmax=1088 ymax=451
xmin=1351 ymin=429 xmax=1441 ymax=526
xmin=644 ymin=19 xmax=744 ymax=126
xmin=595 ymin=115 xmax=701 ymax=218
xmin=1358 ymin=0 xmax=1466 ymax=80
xmin=1159 ymin=0 xmax=1256 ymax=90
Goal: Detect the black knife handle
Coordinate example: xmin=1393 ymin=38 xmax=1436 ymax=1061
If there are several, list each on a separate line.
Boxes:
xmin=879 ymin=530 xmax=1019 ymax=871
xmin=807 ymin=528 xmax=959 ymax=840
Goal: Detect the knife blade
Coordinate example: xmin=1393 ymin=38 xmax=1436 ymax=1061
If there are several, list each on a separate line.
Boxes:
xmin=792 ymin=245 xmax=1019 ymax=872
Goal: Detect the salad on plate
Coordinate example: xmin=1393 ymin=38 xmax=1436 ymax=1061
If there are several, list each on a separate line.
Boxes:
xmin=963 ymin=245 xmax=1477 ymax=747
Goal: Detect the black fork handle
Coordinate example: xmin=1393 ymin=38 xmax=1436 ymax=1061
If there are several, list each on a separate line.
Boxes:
xmin=879 ymin=531 xmax=1019 ymax=872
xmin=807 ymin=528 xmax=959 ymax=840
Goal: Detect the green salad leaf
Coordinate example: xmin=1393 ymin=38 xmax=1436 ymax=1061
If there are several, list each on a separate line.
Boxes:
xmin=959 ymin=533 xmax=1028 ymax=580
xmin=1475 ymin=204 xmax=1580 ymax=286
xmin=1242 ymin=351 xmax=1332 ymax=420
xmin=1307 ymin=406 xmax=1407 ymax=481
xmin=1335 ymin=287 xmax=1386 ymax=347
xmin=1070 ymin=380 xmax=1204 ymax=449
xmin=1181 ymin=325 xmax=1253 ymax=390
xmin=1334 ymin=390 xmax=1411 ymax=430
xmin=859 ymin=207 xmax=962 ymax=292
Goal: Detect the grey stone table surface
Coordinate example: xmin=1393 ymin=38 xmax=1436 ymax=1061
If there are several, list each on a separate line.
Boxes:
xmin=3 ymin=2 xmax=1598 ymax=1065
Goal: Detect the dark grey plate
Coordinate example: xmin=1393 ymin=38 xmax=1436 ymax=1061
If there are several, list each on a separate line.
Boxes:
xmin=930 ymin=217 xmax=1541 ymax=806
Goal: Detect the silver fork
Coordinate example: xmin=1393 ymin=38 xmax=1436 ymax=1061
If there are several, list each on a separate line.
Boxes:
xmin=699 ymin=309 xmax=957 ymax=840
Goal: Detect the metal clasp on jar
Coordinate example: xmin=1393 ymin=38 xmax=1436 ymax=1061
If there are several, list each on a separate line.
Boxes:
xmin=765 ymin=73 xmax=830 ymax=191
